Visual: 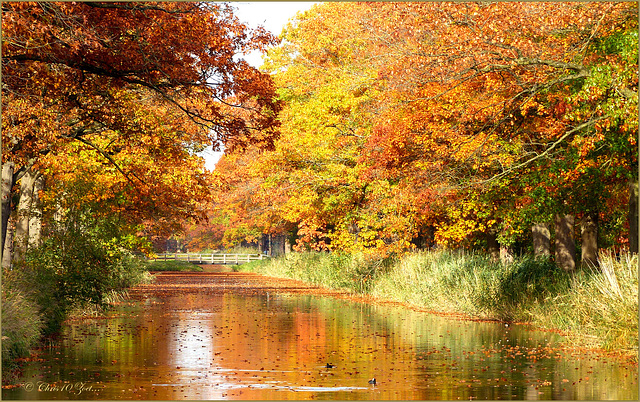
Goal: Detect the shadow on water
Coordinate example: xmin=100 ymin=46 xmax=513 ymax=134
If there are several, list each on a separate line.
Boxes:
xmin=2 ymin=274 xmax=638 ymax=400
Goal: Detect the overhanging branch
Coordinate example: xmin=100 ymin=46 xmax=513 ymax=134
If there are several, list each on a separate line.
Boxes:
xmin=472 ymin=116 xmax=607 ymax=187
xmin=74 ymin=136 xmax=147 ymax=186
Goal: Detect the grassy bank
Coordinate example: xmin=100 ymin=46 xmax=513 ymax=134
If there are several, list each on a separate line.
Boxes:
xmin=237 ymin=250 xmax=638 ymax=356
xmin=145 ymin=260 xmax=204 ymax=272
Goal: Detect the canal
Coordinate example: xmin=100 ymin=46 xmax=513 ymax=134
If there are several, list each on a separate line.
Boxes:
xmin=2 ymin=271 xmax=638 ymax=400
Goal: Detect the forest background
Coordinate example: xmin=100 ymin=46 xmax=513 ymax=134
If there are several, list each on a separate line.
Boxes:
xmin=1 ymin=2 xmax=638 ymax=364
xmin=203 ymin=2 xmax=638 ymax=267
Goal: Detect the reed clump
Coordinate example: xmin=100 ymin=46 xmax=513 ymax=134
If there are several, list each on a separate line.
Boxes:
xmin=1 ymin=284 xmax=43 ymax=364
xmin=533 ymin=251 xmax=638 ymax=352
xmin=241 ymin=251 xmax=393 ymax=294
xmin=238 ymin=249 xmax=638 ymax=353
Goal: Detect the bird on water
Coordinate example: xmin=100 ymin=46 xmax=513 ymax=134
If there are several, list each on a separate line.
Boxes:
xmin=368 ymin=378 xmax=376 ymax=385
xmin=325 ymin=363 xmax=335 ymax=368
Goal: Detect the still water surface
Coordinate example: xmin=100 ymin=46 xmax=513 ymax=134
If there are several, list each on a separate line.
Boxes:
xmin=3 ymin=272 xmax=638 ymax=400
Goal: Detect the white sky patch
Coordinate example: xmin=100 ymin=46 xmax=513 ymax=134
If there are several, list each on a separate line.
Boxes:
xmin=202 ymin=2 xmax=318 ymax=171
xmin=232 ymin=2 xmax=318 ymax=68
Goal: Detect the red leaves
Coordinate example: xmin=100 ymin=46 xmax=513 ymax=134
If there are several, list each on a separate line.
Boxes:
xmin=2 ymin=1 xmax=287 ymax=244
xmin=3 ymin=2 xmax=281 ymax=159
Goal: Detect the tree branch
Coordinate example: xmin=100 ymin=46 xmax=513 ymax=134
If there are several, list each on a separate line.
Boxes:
xmin=81 ymin=2 xmax=199 ymax=15
xmin=472 ymin=116 xmax=607 ymax=186
xmin=73 ymin=136 xmax=147 ymax=186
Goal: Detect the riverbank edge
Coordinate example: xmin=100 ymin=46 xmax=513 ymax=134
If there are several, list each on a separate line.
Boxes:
xmin=235 ymin=250 xmax=638 ymax=362
xmin=1 ymin=260 xmax=184 ymax=370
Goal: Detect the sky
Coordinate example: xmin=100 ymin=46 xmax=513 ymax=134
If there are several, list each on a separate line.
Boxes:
xmin=233 ymin=2 xmax=317 ymax=68
xmin=201 ymin=2 xmax=318 ymax=170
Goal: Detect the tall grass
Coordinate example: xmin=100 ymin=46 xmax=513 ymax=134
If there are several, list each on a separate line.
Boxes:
xmin=238 ymin=249 xmax=638 ymax=353
xmin=534 ymin=251 xmax=638 ymax=352
xmin=1 ymin=286 xmax=42 ymax=364
xmin=240 ymin=251 xmax=392 ymax=294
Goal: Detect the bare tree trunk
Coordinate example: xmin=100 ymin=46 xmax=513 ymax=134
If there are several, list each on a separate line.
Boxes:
xmin=1 ymin=162 xmax=15 ymax=266
xmin=532 ymin=223 xmax=551 ymax=258
xmin=555 ymin=214 xmax=576 ymax=272
xmin=14 ymin=169 xmax=37 ymax=262
xmin=630 ymin=181 xmax=638 ymax=255
xmin=28 ymin=173 xmax=45 ymax=248
xmin=486 ymin=227 xmax=500 ymax=261
xmin=581 ymin=212 xmax=598 ymax=267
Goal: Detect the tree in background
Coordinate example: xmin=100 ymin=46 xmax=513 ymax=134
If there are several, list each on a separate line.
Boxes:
xmin=211 ymin=2 xmax=637 ymax=263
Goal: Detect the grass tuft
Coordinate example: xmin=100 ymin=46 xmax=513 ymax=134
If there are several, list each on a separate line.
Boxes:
xmin=535 ymin=251 xmax=638 ymax=353
xmin=1 ymin=286 xmax=43 ymax=365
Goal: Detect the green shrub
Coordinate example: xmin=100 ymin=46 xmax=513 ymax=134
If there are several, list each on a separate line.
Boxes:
xmin=222 ymin=245 xmax=261 ymax=254
xmin=12 ymin=205 xmax=151 ymax=334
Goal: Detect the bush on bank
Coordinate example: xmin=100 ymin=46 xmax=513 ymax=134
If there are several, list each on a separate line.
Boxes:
xmin=1 ymin=211 xmax=151 ymax=368
xmin=237 ymin=250 xmax=638 ymax=354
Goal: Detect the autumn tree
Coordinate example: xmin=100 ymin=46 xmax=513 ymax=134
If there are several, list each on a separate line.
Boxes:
xmin=211 ymin=3 xmax=373 ymax=252
xmin=211 ymin=2 xmax=637 ymax=265
xmin=258 ymin=3 xmax=435 ymax=254
xmin=359 ymin=2 xmax=637 ymax=265
xmin=1 ymin=1 xmax=282 ymax=264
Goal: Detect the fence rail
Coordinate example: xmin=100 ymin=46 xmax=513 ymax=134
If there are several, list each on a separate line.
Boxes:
xmin=151 ymin=253 xmax=268 ymax=265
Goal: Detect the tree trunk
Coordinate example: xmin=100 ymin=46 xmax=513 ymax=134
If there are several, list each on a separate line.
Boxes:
xmin=555 ymin=214 xmax=576 ymax=272
xmin=28 ymin=173 xmax=44 ymax=248
xmin=630 ymin=181 xmax=638 ymax=254
xmin=14 ymin=169 xmax=36 ymax=262
xmin=500 ymin=244 xmax=514 ymax=265
xmin=271 ymin=233 xmax=286 ymax=257
xmin=2 ymin=222 xmax=14 ymax=269
xmin=581 ymin=212 xmax=598 ymax=267
xmin=532 ymin=223 xmax=551 ymax=258
xmin=1 ymin=162 xmax=15 ymax=266
xmin=486 ymin=228 xmax=500 ymax=261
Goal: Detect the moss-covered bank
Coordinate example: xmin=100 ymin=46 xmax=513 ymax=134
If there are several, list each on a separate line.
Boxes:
xmin=237 ymin=250 xmax=638 ymax=357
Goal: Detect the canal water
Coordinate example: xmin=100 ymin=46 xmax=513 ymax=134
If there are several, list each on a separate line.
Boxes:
xmin=2 ymin=272 xmax=638 ymax=400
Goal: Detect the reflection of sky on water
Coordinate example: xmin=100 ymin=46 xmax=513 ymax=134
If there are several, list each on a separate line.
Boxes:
xmin=165 ymin=313 xmax=224 ymax=400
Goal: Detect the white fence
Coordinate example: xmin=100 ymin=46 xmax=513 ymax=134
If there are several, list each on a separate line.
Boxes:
xmin=151 ymin=253 xmax=269 ymax=265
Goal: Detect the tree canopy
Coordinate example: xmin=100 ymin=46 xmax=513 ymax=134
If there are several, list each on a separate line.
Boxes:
xmin=2 ymin=1 xmax=282 ymax=258
xmin=210 ymin=2 xmax=637 ymax=260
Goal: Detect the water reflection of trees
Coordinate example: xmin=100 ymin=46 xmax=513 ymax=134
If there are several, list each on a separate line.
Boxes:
xmin=8 ymin=289 xmax=636 ymax=400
